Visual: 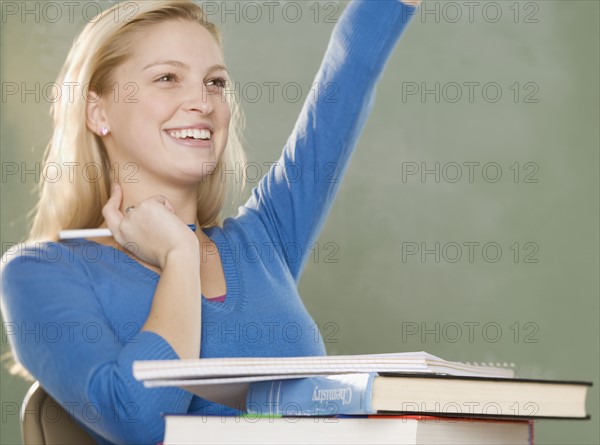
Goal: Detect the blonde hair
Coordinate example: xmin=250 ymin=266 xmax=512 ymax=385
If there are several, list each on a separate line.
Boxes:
xmin=27 ymin=0 xmax=248 ymax=243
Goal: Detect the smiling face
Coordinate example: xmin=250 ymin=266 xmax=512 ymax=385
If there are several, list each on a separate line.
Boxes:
xmin=99 ymin=19 xmax=231 ymax=188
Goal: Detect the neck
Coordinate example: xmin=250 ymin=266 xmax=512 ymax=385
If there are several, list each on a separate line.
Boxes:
xmin=121 ymin=182 xmax=199 ymax=225
xmin=98 ymin=181 xmax=208 ymax=240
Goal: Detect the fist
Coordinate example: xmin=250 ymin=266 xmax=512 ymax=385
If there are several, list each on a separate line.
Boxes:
xmin=102 ymin=183 xmax=199 ymax=269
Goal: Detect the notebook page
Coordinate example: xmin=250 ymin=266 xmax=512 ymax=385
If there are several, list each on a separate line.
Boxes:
xmin=133 ymin=352 xmax=514 ymax=382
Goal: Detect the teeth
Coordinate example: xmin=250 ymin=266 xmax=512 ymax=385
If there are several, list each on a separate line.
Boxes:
xmin=168 ymin=128 xmax=211 ymax=140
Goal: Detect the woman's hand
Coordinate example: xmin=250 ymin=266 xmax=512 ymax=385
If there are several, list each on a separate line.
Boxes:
xmin=399 ymin=0 xmax=422 ymax=6
xmin=102 ymin=183 xmax=199 ymax=269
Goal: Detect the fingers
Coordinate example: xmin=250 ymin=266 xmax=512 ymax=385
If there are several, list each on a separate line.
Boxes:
xmin=150 ymin=194 xmax=176 ymax=213
xmin=164 ymin=199 xmax=175 ymax=213
xmin=102 ymin=183 xmax=124 ymax=237
xmin=399 ymin=0 xmax=421 ymax=6
xmin=102 ymin=186 xmax=178 ymax=239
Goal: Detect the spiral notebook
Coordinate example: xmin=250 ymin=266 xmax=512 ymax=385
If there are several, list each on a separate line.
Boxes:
xmin=133 ymin=351 xmax=514 ymax=381
xmin=132 ymin=351 xmax=516 ymax=408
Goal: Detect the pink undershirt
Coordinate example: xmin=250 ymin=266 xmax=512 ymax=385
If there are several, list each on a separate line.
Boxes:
xmin=203 ymin=294 xmax=226 ymax=303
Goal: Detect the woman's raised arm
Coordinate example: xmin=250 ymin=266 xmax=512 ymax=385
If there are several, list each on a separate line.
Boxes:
xmin=240 ymin=0 xmax=420 ymax=282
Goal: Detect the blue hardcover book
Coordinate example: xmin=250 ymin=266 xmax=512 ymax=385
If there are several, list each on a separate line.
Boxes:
xmin=245 ymin=372 xmax=591 ymax=420
xmin=246 ymin=373 xmax=377 ymax=417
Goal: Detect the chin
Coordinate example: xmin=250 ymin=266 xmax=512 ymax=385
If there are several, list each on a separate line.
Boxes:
xmin=178 ymin=167 xmax=218 ymax=185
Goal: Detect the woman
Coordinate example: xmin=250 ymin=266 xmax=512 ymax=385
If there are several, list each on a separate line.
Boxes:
xmin=1 ymin=0 xmax=420 ymax=443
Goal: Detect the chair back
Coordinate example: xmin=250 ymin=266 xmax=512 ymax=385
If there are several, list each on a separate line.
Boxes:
xmin=21 ymin=381 xmax=96 ymax=445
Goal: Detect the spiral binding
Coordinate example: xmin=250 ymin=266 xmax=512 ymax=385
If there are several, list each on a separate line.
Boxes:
xmin=462 ymin=362 xmax=516 ymax=368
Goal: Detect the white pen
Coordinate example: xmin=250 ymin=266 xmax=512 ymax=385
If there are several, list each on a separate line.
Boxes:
xmin=58 ymin=224 xmax=197 ymax=240
xmin=58 ymin=228 xmax=113 ymax=240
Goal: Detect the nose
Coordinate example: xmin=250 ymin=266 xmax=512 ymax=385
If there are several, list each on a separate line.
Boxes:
xmin=182 ymin=83 xmax=214 ymax=114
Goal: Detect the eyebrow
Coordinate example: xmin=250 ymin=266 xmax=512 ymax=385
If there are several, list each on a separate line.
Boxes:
xmin=143 ymin=60 xmax=228 ymax=74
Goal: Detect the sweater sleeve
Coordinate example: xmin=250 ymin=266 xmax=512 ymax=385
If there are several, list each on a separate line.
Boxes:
xmin=242 ymin=0 xmax=418 ymax=282
xmin=0 ymin=243 xmax=193 ymax=445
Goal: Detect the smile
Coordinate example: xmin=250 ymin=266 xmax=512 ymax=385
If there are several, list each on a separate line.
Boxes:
xmin=164 ymin=129 xmax=213 ymax=148
xmin=167 ymin=128 xmax=211 ymax=140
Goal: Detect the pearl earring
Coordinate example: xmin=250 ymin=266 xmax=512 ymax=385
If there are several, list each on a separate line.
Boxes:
xmin=99 ymin=127 xmax=110 ymax=136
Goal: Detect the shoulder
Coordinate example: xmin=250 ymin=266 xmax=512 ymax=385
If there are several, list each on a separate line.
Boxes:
xmin=0 ymin=241 xmax=103 ymax=326
xmin=2 ymin=240 xmax=85 ymax=270
xmin=1 ymin=240 xmax=93 ymax=293
xmin=222 ymin=207 xmax=285 ymax=250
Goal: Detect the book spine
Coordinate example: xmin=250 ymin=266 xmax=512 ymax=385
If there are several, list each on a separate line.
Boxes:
xmin=246 ymin=373 xmax=377 ymax=416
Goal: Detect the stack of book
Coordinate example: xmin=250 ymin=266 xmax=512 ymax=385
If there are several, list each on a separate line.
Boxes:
xmin=133 ymin=351 xmax=591 ymax=444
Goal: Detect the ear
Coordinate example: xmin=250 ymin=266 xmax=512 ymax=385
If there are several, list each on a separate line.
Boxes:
xmin=86 ymin=90 xmax=110 ymax=136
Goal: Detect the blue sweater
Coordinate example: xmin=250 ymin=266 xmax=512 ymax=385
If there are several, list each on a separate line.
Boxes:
xmin=1 ymin=2 xmax=417 ymax=444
